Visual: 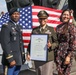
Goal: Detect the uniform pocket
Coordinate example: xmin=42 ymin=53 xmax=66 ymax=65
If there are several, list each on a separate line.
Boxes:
xmin=10 ymin=31 xmax=17 ymax=42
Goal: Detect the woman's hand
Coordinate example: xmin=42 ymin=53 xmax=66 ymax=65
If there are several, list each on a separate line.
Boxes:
xmin=64 ymin=56 xmax=70 ymax=65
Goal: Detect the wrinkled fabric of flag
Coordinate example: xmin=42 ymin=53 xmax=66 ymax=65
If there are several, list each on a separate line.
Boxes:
xmin=0 ymin=6 xmax=63 ymax=51
xmin=0 ymin=6 xmax=32 ymax=29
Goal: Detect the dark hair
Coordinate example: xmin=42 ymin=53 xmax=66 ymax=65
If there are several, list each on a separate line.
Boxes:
xmin=60 ymin=9 xmax=71 ymax=34
xmin=60 ymin=9 xmax=71 ymax=22
xmin=62 ymin=23 xmax=69 ymax=34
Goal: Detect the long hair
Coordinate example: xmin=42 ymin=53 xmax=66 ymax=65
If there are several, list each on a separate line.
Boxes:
xmin=60 ymin=9 xmax=71 ymax=22
xmin=62 ymin=23 xmax=69 ymax=34
xmin=60 ymin=9 xmax=71 ymax=34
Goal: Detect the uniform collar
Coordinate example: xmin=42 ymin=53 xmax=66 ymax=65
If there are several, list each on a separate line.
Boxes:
xmin=10 ymin=20 xmax=18 ymax=25
xmin=40 ymin=24 xmax=47 ymax=29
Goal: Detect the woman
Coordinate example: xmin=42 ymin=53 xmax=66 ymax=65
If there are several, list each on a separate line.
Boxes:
xmin=55 ymin=9 xmax=75 ymax=75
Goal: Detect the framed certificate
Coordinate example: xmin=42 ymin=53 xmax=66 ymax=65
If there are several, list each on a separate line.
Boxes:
xmin=30 ymin=34 xmax=48 ymax=61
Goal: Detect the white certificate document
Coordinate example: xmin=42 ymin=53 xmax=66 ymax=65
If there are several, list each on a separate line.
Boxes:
xmin=30 ymin=34 xmax=48 ymax=61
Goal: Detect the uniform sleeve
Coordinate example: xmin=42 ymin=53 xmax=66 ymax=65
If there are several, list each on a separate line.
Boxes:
xmin=21 ymin=32 xmax=26 ymax=63
xmin=1 ymin=25 xmax=14 ymax=63
xmin=18 ymin=25 xmax=25 ymax=64
xmin=50 ymin=28 xmax=58 ymax=50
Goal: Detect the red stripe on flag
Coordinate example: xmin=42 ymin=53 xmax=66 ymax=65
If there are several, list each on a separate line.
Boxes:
xmin=23 ymin=40 xmax=30 ymax=43
xmin=22 ymin=33 xmax=31 ymax=36
xmin=32 ymin=6 xmax=62 ymax=13
xmin=23 ymin=6 xmax=72 ymax=51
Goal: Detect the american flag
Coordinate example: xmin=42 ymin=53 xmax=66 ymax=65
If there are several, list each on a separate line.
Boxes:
xmin=0 ymin=6 xmax=72 ymax=52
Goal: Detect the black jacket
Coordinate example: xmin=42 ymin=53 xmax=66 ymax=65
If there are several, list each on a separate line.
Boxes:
xmin=1 ymin=20 xmax=25 ymax=66
xmin=33 ymin=0 xmax=60 ymax=9
xmin=68 ymin=0 xmax=76 ymax=18
xmin=6 ymin=0 xmax=33 ymax=11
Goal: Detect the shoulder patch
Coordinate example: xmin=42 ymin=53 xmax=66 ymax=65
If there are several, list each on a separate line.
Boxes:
xmin=3 ymin=23 xmax=9 ymax=27
xmin=4 ymin=23 xmax=8 ymax=26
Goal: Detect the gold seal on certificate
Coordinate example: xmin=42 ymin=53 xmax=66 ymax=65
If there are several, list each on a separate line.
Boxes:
xmin=30 ymin=34 xmax=48 ymax=61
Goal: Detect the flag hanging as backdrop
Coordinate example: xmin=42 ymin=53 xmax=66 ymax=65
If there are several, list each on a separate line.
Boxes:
xmin=0 ymin=6 xmax=72 ymax=52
